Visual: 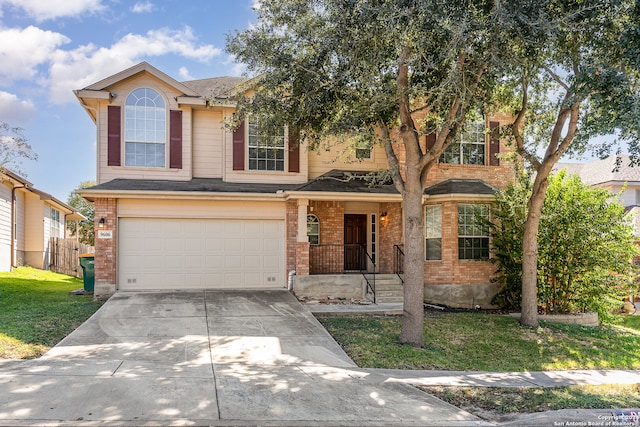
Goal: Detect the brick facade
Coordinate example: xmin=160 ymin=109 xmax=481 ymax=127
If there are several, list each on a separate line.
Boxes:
xmin=423 ymin=201 xmax=497 ymax=286
xmin=93 ymin=198 xmax=117 ymax=296
xmin=286 ymin=201 xmax=298 ymax=275
xmin=378 ymin=202 xmax=403 ymax=273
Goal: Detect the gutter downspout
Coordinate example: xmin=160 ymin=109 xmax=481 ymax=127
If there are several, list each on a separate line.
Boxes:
xmin=10 ymin=184 xmax=25 ymax=269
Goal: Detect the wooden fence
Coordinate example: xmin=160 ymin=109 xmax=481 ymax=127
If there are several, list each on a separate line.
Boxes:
xmin=49 ymin=238 xmax=94 ymax=278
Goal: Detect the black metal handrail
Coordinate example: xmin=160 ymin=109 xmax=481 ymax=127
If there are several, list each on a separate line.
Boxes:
xmin=393 ymin=244 xmax=404 ymax=285
xmin=360 ymin=248 xmax=376 ymax=303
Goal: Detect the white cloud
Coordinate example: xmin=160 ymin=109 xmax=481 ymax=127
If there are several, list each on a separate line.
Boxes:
xmin=178 ymin=66 xmax=194 ymax=80
xmin=48 ymin=26 xmax=221 ymax=103
xmin=224 ymin=54 xmax=246 ymax=77
xmin=0 ymin=0 xmax=105 ymax=21
xmin=0 ymin=91 xmax=36 ymax=123
xmin=0 ymin=26 xmax=69 ymax=83
xmin=131 ymin=1 xmax=154 ymax=14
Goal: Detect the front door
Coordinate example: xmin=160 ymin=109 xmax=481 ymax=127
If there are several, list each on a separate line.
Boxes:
xmin=344 ymin=214 xmax=367 ymax=271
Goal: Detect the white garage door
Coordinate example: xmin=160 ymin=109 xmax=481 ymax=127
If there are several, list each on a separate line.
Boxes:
xmin=118 ymin=218 xmax=285 ymax=290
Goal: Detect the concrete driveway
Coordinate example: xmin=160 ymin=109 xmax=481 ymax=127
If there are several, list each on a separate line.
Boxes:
xmin=0 ymin=290 xmax=486 ymax=426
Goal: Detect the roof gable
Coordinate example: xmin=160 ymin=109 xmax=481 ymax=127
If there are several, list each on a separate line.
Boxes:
xmin=83 ymin=61 xmax=199 ymax=97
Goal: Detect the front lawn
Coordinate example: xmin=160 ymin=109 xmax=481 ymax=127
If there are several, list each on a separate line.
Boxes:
xmin=421 ymin=384 xmax=640 ymax=423
xmin=0 ymin=267 xmax=104 ymax=359
xmin=318 ymin=311 xmax=640 ymax=371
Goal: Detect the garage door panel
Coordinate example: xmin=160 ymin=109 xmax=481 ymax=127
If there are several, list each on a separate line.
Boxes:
xmin=263 ymin=254 xmax=280 ymax=269
xmin=119 ymin=218 xmax=284 ymax=290
xmin=206 ymin=255 xmax=223 ymax=268
xmin=224 ymin=254 xmax=243 ymax=269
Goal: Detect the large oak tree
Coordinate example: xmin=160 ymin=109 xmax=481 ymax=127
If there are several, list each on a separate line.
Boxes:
xmin=228 ymin=0 xmax=508 ymax=346
xmin=227 ymin=0 xmax=640 ymax=344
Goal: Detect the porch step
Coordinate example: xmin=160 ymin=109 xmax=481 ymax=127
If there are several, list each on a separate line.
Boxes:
xmin=363 ymin=274 xmax=404 ymax=304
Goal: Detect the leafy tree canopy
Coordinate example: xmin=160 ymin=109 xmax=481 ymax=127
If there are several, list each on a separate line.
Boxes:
xmin=491 ymin=170 xmax=638 ymax=320
xmin=67 ymin=181 xmax=95 ymax=246
xmin=0 ymin=122 xmax=37 ymax=176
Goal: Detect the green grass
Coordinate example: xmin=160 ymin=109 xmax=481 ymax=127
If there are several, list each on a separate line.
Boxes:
xmin=318 ymin=311 xmax=640 ymax=371
xmin=421 ymin=384 xmax=640 ymax=420
xmin=0 ymin=267 xmax=104 ymax=359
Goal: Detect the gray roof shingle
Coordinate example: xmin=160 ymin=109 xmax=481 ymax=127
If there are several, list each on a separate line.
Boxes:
xmin=557 ymin=155 xmax=640 ymax=185
xmin=86 ymin=172 xmax=498 ymax=198
xmin=180 ymin=77 xmax=248 ymax=99
xmin=88 ymin=178 xmax=300 ymax=193
xmin=424 ymin=179 xmax=498 ymax=196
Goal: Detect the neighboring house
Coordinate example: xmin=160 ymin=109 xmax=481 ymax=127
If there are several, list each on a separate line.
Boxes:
xmin=559 ymin=155 xmax=640 ymax=238
xmin=0 ymin=168 xmax=85 ymax=272
xmin=76 ymin=61 xmax=516 ymax=307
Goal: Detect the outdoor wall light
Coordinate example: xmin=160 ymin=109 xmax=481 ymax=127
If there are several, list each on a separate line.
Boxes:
xmin=380 ymin=212 xmax=388 ymax=221
xmin=98 ymin=218 xmax=105 ymax=228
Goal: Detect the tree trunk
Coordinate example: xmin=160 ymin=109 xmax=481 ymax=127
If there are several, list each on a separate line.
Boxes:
xmin=399 ymin=167 xmax=426 ymax=347
xmin=520 ymin=173 xmax=549 ymax=327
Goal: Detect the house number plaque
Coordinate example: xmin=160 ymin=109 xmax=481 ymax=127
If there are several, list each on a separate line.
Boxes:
xmin=98 ymin=230 xmax=113 ymax=239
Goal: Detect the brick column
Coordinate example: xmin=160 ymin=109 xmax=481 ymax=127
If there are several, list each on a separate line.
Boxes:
xmin=296 ymin=242 xmax=310 ymax=275
xmin=94 ymin=198 xmax=117 ymax=299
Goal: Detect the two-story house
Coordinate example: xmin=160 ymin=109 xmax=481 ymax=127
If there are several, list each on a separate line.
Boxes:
xmin=77 ymin=62 xmax=515 ymax=308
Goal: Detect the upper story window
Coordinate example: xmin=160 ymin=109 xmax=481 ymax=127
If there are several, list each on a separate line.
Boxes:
xmin=124 ymin=88 xmax=166 ymax=168
xmin=307 ymin=214 xmax=320 ymax=245
xmin=441 ymin=120 xmax=486 ymax=165
xmin=248 ymin=119 xmax=285 ymax=171
xmin=458 ymin=204 xmax=490 ymax=260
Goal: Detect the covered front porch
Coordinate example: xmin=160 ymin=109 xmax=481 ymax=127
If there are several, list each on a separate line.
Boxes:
xmin=285 ymin=171 xmax=404 ymax=302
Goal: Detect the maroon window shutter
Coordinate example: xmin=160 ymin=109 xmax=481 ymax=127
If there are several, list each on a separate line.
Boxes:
xmin=425 ymin=132 xmax=436 ymax=151
xmin=288 ymin=128 xmax=300 ymax=173
xmin=169 ymin=110 xmax=182 ymax=169
xmin=107 ymin=106 xmax=121 ymax=166
xmin=489 ymin=121 xmax=500 ymax=166
xmin=233 ymin=120 xmax=245 ymax=170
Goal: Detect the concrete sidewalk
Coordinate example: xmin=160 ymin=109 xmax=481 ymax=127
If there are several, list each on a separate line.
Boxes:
xmin=0 ymin=290 xmax=488 ymax=426
xmin=0 ymin=293 xmax=638 ymax=426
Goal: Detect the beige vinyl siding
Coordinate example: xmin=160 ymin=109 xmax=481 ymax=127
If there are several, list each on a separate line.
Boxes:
xmin=14 ymin=190 xmax=25 ymax=265
xmin=192 ymin=109 xmax=223 ymax=178
xmin=222 ymin=109 xmax=309 ymax=184
xmin=96 ymin=73 xmax=193 ymax=184
xmin=308 ymin=140 xmax=389 ymax=179
xmin=118 ymin=199 xmax=285 ymax=220
xmin=42 ymin=205 xmax=52 ymax=270
xmin=0 ymin=182 xmax=11 ymax=271
xmin=24 ymin=193 xmax=44 ymax=269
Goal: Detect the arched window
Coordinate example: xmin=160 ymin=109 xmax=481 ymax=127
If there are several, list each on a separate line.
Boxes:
xmin=124 ymin=88 xmax=166 ymax=167
xmin=307 ymin=214 xmax=319 ymax=245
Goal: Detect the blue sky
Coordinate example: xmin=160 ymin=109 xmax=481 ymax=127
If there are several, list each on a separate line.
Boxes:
xmin=0 ymin=0 xmax=257 ymax=200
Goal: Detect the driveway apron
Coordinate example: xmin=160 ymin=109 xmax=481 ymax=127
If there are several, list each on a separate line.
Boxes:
xmin=0 ymin=290 xmax=486 ymax=426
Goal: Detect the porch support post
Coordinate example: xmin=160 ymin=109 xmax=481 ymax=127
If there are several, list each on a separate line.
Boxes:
xmin=296 ymin=199 xmax=310 ymax=275
xmin=297 ymin=199 xmax=308 ymax=242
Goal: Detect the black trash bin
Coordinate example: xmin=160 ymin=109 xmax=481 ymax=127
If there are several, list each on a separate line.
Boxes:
xmin=78 ymin=254 xmax=95 ymax=293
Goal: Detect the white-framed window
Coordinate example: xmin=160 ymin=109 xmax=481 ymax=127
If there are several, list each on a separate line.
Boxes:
xmin=458 ymin=204 xmax=490 ymax=260
xmin=441 ymin=120 xmax=486 ymax=165
xmin=307 ymin=214 xmax=320 ymax=245
xmin=50 ymin=207 xmax=61 ymax=238
xmin=248 ymin=119 xmax=285 ymax=171
xmin=124 ymin=88 xmax=166 ymax=168
xmin=425 ymin=204 xmax=442 ymax=260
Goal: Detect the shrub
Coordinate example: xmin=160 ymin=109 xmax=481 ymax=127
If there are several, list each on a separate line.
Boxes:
xmin=491 ymin=170 xmax=638 ymax=320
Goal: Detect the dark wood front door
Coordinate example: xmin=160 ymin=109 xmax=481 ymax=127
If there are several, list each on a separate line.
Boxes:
xmin=344 ymin=214 xmax=367 ymax=271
